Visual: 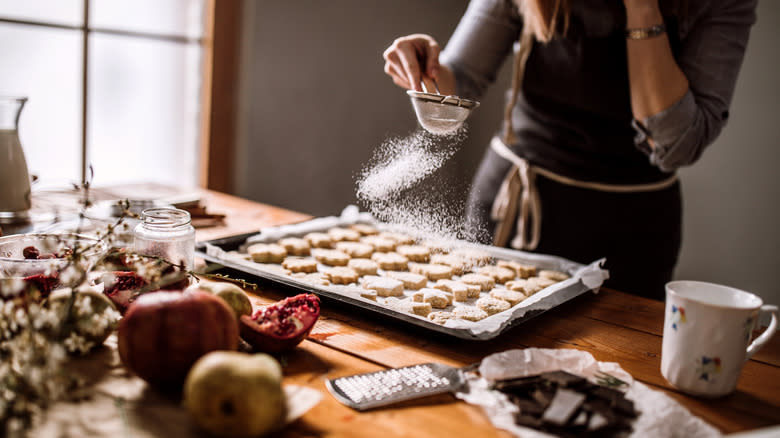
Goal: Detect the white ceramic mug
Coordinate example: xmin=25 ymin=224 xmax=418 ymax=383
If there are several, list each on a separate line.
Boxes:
xmin=661 ymin=280 xmax=778 ymax=397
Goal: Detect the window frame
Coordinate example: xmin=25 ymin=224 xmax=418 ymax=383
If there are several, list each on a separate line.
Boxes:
xmin=0 ymin=0 xmax=237 ymax=190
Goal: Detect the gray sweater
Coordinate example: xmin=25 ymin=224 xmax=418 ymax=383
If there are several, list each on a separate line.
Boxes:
xmin=442 ymin=0 xmax=757 ymax=183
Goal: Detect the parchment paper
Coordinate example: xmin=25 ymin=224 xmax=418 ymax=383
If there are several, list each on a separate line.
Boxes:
xmin=201 ymin=206 xmax=610 ymax=340
xmin=456 ymin=348 xmax=721 ymax=438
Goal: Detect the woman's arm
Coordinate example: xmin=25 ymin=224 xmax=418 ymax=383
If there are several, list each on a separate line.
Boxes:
xmin=624 ymin=0 xmax=757 ymax=172
xmin=624 ymin=0 xmax=689 ymax=122
xmin=382 ymin=0 xmax=522 ymax=100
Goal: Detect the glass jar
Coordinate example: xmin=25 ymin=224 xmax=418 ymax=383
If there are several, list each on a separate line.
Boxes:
xmin=133 ymin=207 xmax=195 ymax=271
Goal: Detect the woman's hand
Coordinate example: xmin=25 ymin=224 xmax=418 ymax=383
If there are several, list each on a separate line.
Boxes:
xmin=383 ymin=34 xmax=445 ymax=92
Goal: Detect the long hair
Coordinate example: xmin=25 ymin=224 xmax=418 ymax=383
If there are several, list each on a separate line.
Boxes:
xmin=518 ymin=0 xmax=569 ymax=43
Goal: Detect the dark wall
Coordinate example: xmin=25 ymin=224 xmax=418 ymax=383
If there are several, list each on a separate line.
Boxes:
xmin=234 ymin=0 xmax=512 ymax=217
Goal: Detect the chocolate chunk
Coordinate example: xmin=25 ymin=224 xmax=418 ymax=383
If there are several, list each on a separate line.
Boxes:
xmin=540 ymin=370 xmax=587 ymax=388
xmin=542 ymin=388 xmax=586 ymax=426
xmin=493 ymin=370 xmax=639 ymax=437
xmin=513 ymin=398 xmax=545 ymax=416
xmin=515 ymin=413 xmax=544 ymax=428
xmin=587 ymin=412 xmax=609 ymax=431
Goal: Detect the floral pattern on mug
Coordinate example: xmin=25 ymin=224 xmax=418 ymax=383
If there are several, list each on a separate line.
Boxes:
xmin=670 ymin=305 xmax=687 ymax=331
xmin=695 ymin=356 xmax=722 ymax=381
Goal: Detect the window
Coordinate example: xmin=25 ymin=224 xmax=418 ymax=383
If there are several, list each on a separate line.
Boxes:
xmin=0 ymin=0 xmax=208 ymax=188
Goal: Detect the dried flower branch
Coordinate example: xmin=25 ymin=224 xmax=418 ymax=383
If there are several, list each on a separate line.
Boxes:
xmin=0 ymin=180 xmax=194 ymax=435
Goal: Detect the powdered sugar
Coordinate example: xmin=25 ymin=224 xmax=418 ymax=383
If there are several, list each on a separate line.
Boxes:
xmin=356 ymin=130 xmax=462 ymax=201
xmin=356 ymin=127 xmax=488 ymax=244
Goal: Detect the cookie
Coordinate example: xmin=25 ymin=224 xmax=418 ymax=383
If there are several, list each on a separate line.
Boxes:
xmin=395 ymin=244 xmax=431 ymax=263
xmin=371 ymin=252 xmax=409 ymax=271
xmin=378 ymin=231 xmax=416 ymax=245
xmin=475 ymin=297 xmax=512 ymax=315
xmin=453 ymin=306 xmax=489 ymax=322
xmin=421 ymin=288 xmax=450 ymax=309
xmin=359 ymin=289 xmax=378 ymax=301
xmin=326 ymin=266 xmax=360 ymax=285
xmin=328 ymin=227 xmax=361 ymax=242
xmin=409 ymin=263 xmax=454 ymax=281
xmin=361 ymin=235 xmax=397 ymax=252
xmin=362 ymin=276 xmax=404 ymax=297
xmin=349 ymin=223 xmax=379 ymax=236
xmin=383 ymin=297 xmax=429 ymax=317
xmin=433 ymin=279 xmax=469 ymax=302
xmin=385 ymin=271 xmax=428 ymax=290
xmin=496 ymin=260 xmax=537 ymax=279
xmin=414 ymin=287 xmax=453 ymax=305
xmin=506 ymin=279 xmax=537 ymax=295
xmin=247 ymin=243 xmax=287 ymax=263
xmin=428 ymin=311 xmax=455 ymax=325
xmin=304 ymin=232 xmax=333 ymax=248
xmin=335 ymin=241 xmax=374 ymax=258
xmin=429 ymin=253 xmax=469 ymax=275
xmin=410 ymin=301 xmax=433 ymax=317
xmin=477 ymin=265 xmax=516 ymax=284
xmin=528 ymin=276 xmax=558 ymax=290
xmin=292 ymin=272 xmax=330 ymax=286
xmin=281 ymin=257 xmax=318 ymax=273
xmin=420 ymin=239 xmax=454 ymax=254
xmin=476 ymin=297 xmax=511 ymax=315
xmin=312 ymin=249 xmax=350 ymax=266
xmin=459 ymin=273 xmax=496 ymax=292
xmin=331 ymin=285 xmax=376 ymax=301
xmin=465 ymin=283 xmax=482 ymax=298
xmin=489 ymin=289 xmax=527 ymax=306
xmin=347 ymin=258 xmax=379 ymax=276
xmin=539 ymin=270 xmax=570 ymax=282
xmin=451 ymin=248 xmax=492 ymax=266
xmin=278 ymin=237 xmax=311 ymax=256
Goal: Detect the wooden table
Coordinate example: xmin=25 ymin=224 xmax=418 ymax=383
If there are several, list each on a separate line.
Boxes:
xmin=195 ymin=190 xmax=780 ymax=437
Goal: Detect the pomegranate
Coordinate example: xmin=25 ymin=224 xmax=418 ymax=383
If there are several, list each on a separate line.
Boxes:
xmin=240 ymin=293 xmax=320 ymax=353
xmin=22 ymin=272 xmax=60 ymax=299
xmin=101 ymin=271 xmax=149 ymax=313
xmin=118 ymin=290 xmax=239 ymax=389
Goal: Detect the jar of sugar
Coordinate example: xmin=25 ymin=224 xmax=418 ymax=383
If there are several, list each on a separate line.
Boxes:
xmin=133 ymin=207 xmax=195 ymax=271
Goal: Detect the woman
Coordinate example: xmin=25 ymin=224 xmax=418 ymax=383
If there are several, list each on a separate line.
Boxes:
xmin=382 ymin=0 xmax=756 ymax=300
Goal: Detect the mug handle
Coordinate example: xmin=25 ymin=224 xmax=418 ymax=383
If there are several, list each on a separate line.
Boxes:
xmin=746 ymin=305 xmax=778 ymax=359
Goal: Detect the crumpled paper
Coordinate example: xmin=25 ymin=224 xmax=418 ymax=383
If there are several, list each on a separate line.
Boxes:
xmin=456 ymin=348 xmax=720 ymax=438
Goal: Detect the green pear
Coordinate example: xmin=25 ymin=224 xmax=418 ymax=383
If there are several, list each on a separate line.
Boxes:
xmin=183 ymin=351 xmax=286 ymax=437
xmin=197 ymin=281 xmax=253 ymax=320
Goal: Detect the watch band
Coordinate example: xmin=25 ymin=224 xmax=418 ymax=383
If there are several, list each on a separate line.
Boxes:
xmin=625 ymin=23 xmax=666 ymax=40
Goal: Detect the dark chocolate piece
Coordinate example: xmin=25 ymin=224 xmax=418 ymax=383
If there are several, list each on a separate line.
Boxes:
xmin=492 ymin=370 xmax=639 ymax=437
xmin=542 ymin=388 xmax=586 ymax=426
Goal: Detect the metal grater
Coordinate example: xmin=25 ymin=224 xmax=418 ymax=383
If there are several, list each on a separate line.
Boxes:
xmin=325 ymin=363 xmax=470 ymax=411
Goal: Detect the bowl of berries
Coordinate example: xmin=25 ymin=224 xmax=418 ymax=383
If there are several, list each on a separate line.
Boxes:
xmin=0 ymin=233 xmax=104 ymax=298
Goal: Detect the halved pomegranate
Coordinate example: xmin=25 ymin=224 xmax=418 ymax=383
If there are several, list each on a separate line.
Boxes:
xmin=240 ymin=293 xmax=320 ymax=353
xmin=101 ymin=271 xmax=149 ymax=313
xmin=23 ymin=272 xmax=60 ymax=298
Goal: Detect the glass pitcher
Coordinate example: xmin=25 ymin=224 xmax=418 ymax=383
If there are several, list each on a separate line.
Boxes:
xmin=0 ymin=96 xmax=31 ymax=224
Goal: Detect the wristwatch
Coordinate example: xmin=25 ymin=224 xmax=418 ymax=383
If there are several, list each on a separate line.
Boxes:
xmin=625 ymin=23 xmax=666 ymax=40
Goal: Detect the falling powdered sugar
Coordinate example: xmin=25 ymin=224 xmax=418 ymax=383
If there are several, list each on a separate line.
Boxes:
xmin=356 ymin=130 xmax=463 ymax=201
xmin=355 ymin=127 xmax=488 ymax=244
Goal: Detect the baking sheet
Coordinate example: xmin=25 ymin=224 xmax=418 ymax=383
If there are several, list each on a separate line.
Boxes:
xmin=195 ymin=206 xmax=608 ymax=340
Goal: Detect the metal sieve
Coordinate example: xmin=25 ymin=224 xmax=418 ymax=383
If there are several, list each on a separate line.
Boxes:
xmin=407 ymin=80 xmax=479 ymax=135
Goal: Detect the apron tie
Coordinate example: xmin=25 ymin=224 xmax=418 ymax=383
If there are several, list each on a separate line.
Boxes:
xmin=489 ymin=137 xmax=679 ymax=251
